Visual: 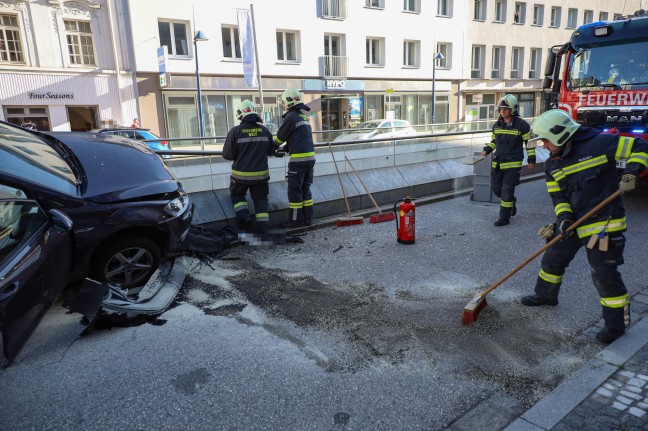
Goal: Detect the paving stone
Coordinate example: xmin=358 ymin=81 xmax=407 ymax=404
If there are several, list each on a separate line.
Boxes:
xmin=621 ymin=370 xmax=637 ymax=378
xmin=624 ymin=385 xmax=644 ymax=393
xmin=596 ymin=387 xmax=613 ymax=397
xmin=638 ymin=402 xmax=648 ymax=409
xmin=613 ymin=401 xmax=629 ymax=410
xmin=621 ymin=390 xmax=644 ymax=400
xmin=629 ymin=377 xmax=647 ymax=387
xmin=617 ymin=395 xmax=634 ymax=404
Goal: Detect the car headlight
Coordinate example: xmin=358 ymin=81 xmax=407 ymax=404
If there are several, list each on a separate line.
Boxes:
xmin=164 ymin=192 xmax=190 ymax=217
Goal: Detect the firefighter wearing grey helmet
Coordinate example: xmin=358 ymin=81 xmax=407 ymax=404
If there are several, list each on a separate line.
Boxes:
xmin=520 ymin=109 xmax=648 ymax=345
xmin=481 ymin=93 xmax=534 ymax=226
xmin=497 ymin=94 xmax=519 ymax=115
xmin=281 ymin=88 xmax=302 ymax=109
xmin=223 ymin=99 xmax=277 ymax=233
xmin=274 ymin=88 xmax=316 ymax=227
xmin=530 ymin=109 xmax=580 ymax=147
xmin=236 ymin=99 xmax=257 ymax=121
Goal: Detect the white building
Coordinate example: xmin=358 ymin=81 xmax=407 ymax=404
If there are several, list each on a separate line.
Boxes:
xmin=0 ymin=0 xmax=136 ymax=131
xmin=0 ymin=0 xmax=641 ymax=135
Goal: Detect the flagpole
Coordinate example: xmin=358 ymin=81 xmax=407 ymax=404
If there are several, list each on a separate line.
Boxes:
xmin=249 ymin=4 xmax=265 ymax=118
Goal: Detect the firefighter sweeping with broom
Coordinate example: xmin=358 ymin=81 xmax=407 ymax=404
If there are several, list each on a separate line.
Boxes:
xmin=274 ymin=88 xmax=316 ymax=228
xmin=519 ymin=109 xmax=648 ymax=344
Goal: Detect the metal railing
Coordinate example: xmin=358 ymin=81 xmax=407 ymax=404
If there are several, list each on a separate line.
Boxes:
xmin=322 ymin=0 xmax=347 ymax=18
xmin=320 ymin=55 xmax=349 ymax=78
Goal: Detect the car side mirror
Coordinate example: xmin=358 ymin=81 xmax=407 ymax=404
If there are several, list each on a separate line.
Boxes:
xmin=49 ymin=209 xmax=73 ymax=232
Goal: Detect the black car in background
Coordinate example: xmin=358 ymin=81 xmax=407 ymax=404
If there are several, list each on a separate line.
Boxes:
xmin=0 ymin=121 xmax=193 ymax=290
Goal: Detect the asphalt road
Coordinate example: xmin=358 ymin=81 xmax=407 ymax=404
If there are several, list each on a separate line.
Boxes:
xmin=1 ymin=179 xmax=646 ymax=431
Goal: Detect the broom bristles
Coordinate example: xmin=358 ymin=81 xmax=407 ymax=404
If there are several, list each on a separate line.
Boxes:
xmin=461 ymin=296 xmax=488 ymax=325
xmin=335 ymin=217 xmax=364 ymax=227
xmin=369 ymin=212 xmax=396 ymax=223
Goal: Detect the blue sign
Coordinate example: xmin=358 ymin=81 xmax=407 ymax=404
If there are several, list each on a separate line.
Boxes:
xmin=157 ymin=46 xmax=168 ymax=74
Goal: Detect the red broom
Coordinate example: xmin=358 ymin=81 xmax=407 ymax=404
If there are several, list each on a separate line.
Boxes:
xmin=327 ymin=142 xmax=364 ymax=227
xmin=461 ymin=189 xmax=622 ymax=325
xmin=344 ymin=156 xmax=395 ymax=223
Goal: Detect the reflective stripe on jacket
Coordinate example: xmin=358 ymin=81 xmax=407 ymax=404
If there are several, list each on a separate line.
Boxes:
xmin=222 ymin=114 xmax=275 ymax=182
xmin=484 ymin=115 xmax=533 ymax=169
xmin=274 ymin=104 xmax=316 ymax=164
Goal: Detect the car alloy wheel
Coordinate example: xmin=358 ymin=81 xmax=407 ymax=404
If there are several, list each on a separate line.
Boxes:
xmin=92 ymin=237 xmax=161 ymax=290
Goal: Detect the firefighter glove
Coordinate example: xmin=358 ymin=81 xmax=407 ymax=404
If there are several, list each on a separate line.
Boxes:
xmin=537 ymin=223 xmax=554 ymax=240
xmin=274 ymin=149 xmax=286 ymax=158
xmin=620 ymin=174 xmax=637 ymax=193
xmin=558 ymin=219 xmax=574 ymax=239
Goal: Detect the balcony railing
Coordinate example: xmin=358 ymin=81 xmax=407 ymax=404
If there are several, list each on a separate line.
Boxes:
xmin=322 ymin=0 xmax=347 ymax=19
xmin=320 ymin=55 xmax=349 ymax=79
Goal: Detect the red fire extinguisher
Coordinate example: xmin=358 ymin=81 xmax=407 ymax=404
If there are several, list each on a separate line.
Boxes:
xmin=394 ymin=196 xmax=416 ymax=244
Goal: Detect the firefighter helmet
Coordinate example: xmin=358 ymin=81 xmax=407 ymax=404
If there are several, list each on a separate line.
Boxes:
xmin=531 ymin=109 xmax=580 ymax=146
xmin=236 ymin=99 xmax=256 ymax=121
xmin=281 ymin=88 xmax=302 ymax=109
xmin=497 ymin=94 xmax=518 ymax=113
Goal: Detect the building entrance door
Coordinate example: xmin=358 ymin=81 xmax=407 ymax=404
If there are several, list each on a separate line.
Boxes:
xmin=67 ymin=106 xmax=98 ymax=131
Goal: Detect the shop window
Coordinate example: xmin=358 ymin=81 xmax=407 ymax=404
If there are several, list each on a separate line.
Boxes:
xmin=0 ymin=14 xmax=24 ymax=63
xmin=64 ymin=20 xmax=96 ymax=66
xmin=158 ymin=20 xmax=189 ymax=57
xmin=4 ymin=107 xmax=50 ymax=131
xmin=276 ymin=30 xmax=299 ymax=62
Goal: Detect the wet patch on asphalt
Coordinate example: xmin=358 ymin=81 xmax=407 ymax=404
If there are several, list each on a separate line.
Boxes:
xmin=178 ymin=256 xmax=598 ymax=406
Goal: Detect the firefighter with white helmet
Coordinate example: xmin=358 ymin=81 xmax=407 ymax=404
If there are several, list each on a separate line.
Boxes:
xmin=481 ymin=94 xmax=535 ymax=226
xmin=222 ymin=99 xmax=278 ymax=233
xmin=274 ymin=88 xmax=316 ymax=227
xmin=521 ymin=109 xmax=648 ymax=344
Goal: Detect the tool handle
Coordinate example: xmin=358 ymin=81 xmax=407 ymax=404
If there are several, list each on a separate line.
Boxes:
xmin=479 ymin=188 xmax=622 ymax=299
xmin=345 ymin=156 xmax=382 ymax=214
xmin=327 ymin=142 xmax=352 ymax=216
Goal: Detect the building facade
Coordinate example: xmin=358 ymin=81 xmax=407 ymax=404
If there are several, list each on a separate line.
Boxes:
xmin=1 ymin=0 xmax=641 ymax=135
xmin=0 ymin=0 xmax=136 ymax=131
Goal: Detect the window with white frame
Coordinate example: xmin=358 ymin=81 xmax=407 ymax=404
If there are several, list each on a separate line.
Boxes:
xmin=491 ymin=46 xmax=504 ymax=78
xmin=567 ymin=8 xmax=578 ymax=28
xmin=471 ymin=45 xmax=484 ymax=78
xmin=403 ymin=40 xmax=420 ymax=67
xmin=366 ymin=0 xmax=383 ymax=8
xmin=514 ymin=2 xmax=525 ymax=23
xmin=583 ymin=10 xmax=593 ymax=24
xmin=550 ymin=6 xmax=561 ymax=27
xmin=158 ymin=20 xmax=189 ymax=56
xmin=0 ymin=14 xmax=24 ymax=63
xmin=613 ymin=13 xmax=622 ymax=20
xmin=533 ymin=4 xmax=544 ymax=25
xmin=276 ymin=30 xmax=298 ymax=62
xmin=438 ymin=0 xmax=452 ymax=16
xmin=474 ymin=0 xmax=486 ymax=20
xmin=599 ymin=12 xmax=608 ymax=21
xmin=404 ymin=0 xmax=420 ymax=13
xmin=366 ymin=37 xmax=383 ymax=66
xmin=529 ymin=47 xmax=541 ymax=79
xmin=495 ymin=0 xmax=506 ymax=22
xmin=436 ymin=42 xmax=451 ymax=68
xmin=511 ymin=47 xmax=523 ymax=78
xmin=221 ymin=26 xmax=241 ymax=59
xmin=64 ymin=20 xmax=96 ymax=66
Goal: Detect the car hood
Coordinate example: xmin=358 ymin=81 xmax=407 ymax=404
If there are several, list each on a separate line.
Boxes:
xmin=47 ymin=132 xmax=180 ymax=202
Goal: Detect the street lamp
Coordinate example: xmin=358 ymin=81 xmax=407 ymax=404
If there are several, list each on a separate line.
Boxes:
xmin=431 ymin=52 xmax=445 ymax=125
xmin=194 ymin=30 xmax=208 ymax=138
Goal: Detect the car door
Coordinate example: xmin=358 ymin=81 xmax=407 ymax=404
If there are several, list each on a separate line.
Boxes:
xmin=0 ymin=197 xmax=74 ymax=365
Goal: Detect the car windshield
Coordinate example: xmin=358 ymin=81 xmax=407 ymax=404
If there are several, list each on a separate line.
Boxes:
xmin=0 ymin=122 xmax=78 ymax=196
xmin=354 ymin=121 xmax=382 ymax=129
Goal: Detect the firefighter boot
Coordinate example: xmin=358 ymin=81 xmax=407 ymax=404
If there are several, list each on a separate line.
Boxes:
xmin=597 ymin=306 xmax=628 ymax=344
xmin=511 ymin=198 xmax=517 ymax=217
xmin=494 ymin=206 xmax=512 ymax=226
xmin=520 ymin=279 xmax=560 ymax=306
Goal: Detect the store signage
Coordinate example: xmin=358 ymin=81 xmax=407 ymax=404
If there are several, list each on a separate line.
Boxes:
xmin=158 ymin=46 xmax=169 ymax=88
xmin=326 ymin=80 xmax=346 ymax=89
xmin=28 ymin=92 xmax=74 ymax=99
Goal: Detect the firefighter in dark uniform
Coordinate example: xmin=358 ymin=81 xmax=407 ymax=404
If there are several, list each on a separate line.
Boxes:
xmin=520 ymin=109 xmax=648 ymax=344
xmin=481 ymin=94 xmax=535 ymax=226
xmin=274 ymin=88 xmax=316 ymax=227
xmin=222 ymin=100 xmax=277 ymax=233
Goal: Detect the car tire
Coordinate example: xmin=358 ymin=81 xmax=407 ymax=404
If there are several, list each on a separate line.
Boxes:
xmin=91 ymin=237 xmax=161 ymax=289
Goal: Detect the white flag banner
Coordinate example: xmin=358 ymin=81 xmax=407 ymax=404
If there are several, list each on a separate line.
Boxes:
xmin=237 ymin=9 xmax=257 ymax=88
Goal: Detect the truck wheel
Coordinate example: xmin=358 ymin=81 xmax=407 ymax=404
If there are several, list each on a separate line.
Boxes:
xmin=91 ymin=237 xmax=161 ymax=289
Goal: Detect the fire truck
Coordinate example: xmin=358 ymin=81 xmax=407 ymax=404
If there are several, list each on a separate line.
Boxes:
xmin=542 ymin=9 xmax=648 ymax=164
